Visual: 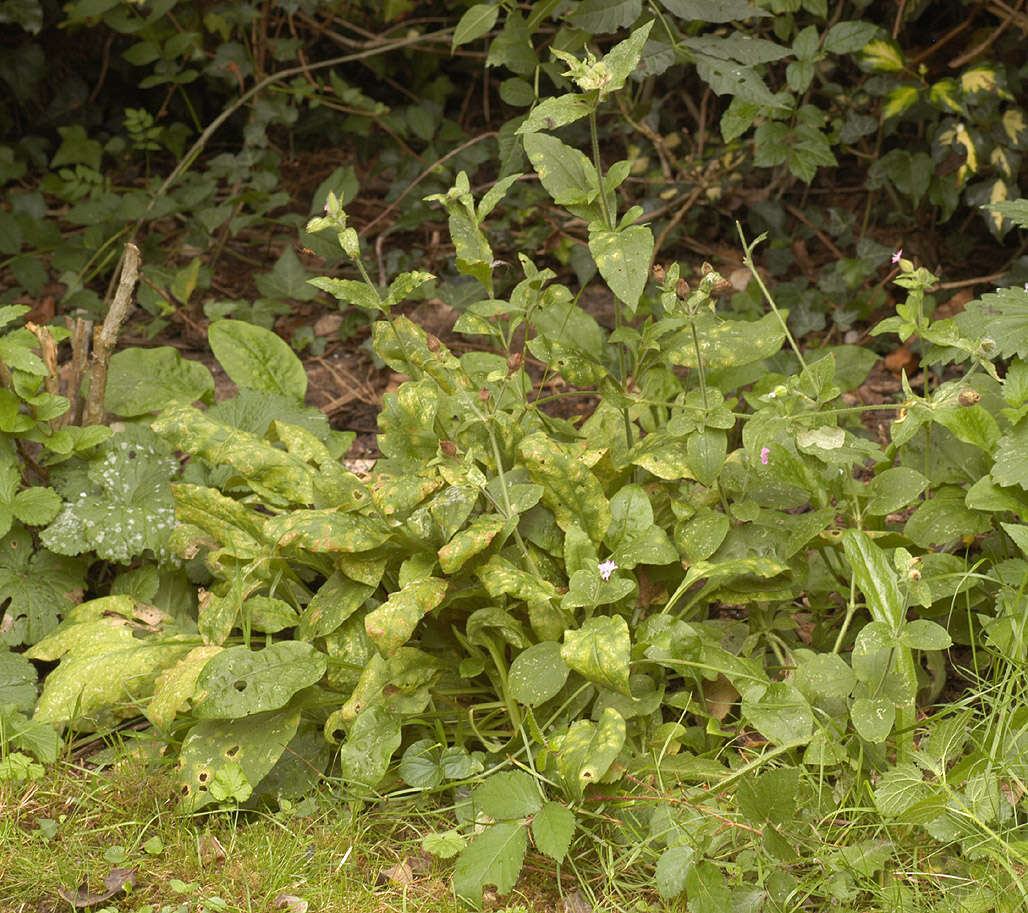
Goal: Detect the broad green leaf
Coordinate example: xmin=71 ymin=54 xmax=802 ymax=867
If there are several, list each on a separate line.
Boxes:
xmin=508 ymin=642 xmax=570 ymax=705
xmin=654 ymin=844 xmax=694 ymax=900
xmin=254 ymin=246 xmax=318 ymax=303
xmin=741 ymin=682 xmax=813 ymax=745
xmin=439 ymin=515 xmax=505 ymax=574
xmin=192 ymin=641 xmax=326 ymax=718
xmin=685 ymin=861 xmax=732 ymax=913
xmin=687 ymin=428 xmax=727 ymax=488
xmin=598 ymin=20 xmax=654 ymax=91
xmin=452 ymin=3 xmax=498 ymax=50
xmin=993 ymin=419 xmax=1028 ymax=488
xmin=519 ymin=432 xmax=610 ymax=543
xmin=562 ymin=615 xmax=631 ymax=695
xmin=874 ymin=763 xmax=935 ymax=817
xmin=105 ymin=347 xmax=215 ymax=416
xmin=477 ymin=554 xmax=558 ymax=607
xmin=658 ymin=0 xmax=769 ymax=22
xmin=208 ymin=319 xmax=307 ymax=401
xmin=453 ymin=821 xmax=527 ymax=909
xmin=32 ymin=622 xmax=190 ymax=723
xmin=0 ymin=649 xmax=37 ymax=712
xmin=307 ymin=277 xmax=381 ymax=312
xmin=474 ymin=770 xmax=543 ymax=819
xmin=850 ymin=697 xmax=896 ymax=743
xmin=793 ymin=652 xmax=855 ymax=701
xmin=842 ymin=530 xmax=903 ymax=629
xmin=588 ymin=224 xmax=653 ymax=313
xmin=156 ymin=405 xmax=315 ymax=505
xmin=517 ymin=94 xmax=594 ymax=135
xmin=568 ymin=0 xmax=642 ymax=34
xmin=605 ymin=484 xmax=677 ymax=569
xmin=11 ymin=486 xmax=60 ymax=527
xmin=338 ymin=706 xmax=402 ymax=787
xmin=169 ymin=483 xmax=264 ymax=557
xmin=823 ymin=20 xmax=877 ymax=54
xmin=372 ymin=317 xmax=464 ymax=395
xmin=423 ymin=830 xmax=466 ymax=859
xmin=861 ymin=37 xmax=905 ymax=72
xmin=864 ymin=467 xmax=929 ymax=516
xmin=675 ymin=509 xmax=729 ymax=563
xmin=903 ymin=487 xmax=991 ymax=548
xmin=562 ymin=568 xmax=635 ymax=610
xmin=531 ymin=801 xmax=575 ymax=862
xmin=467 ymin=606 xmax=529 ymax=650
xmin=554 ymin=707 xmax=626 ymax=798
xmin=959 ymin=289 xmax=1028 ymax=360
xmin=734 ymin=767 xmax=799 ymax=826
xmin=522 ymin=133 xmax=602 ymax=221
xmin=178 ymin=707 xmax=300 ymax=812
xmin=665 ymin=312 xmax=786 ymax=369
xmin=898 ymin=619 xmax=952 ymax=651
xmin=364 ymin=577 xmax=448 ymax=655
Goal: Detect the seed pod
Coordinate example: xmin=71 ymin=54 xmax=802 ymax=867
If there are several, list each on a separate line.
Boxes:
xmin=507 ymin=352 xmax=523 ymax=374
xmin=676 ymin=278 xmax=690 ymax=299
xmin=440 ymin=441 xmax=457 ymax=457
xmin=478 ymin=387 xmax=490 ymax=403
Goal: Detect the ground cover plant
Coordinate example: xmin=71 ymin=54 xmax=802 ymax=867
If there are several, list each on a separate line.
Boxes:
xmin=4 ymin=2 xmax=1028 ymax=911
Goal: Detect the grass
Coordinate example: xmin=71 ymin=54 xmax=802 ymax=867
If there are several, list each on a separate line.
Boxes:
xmin=0 ymin=753 xmax=475 ymax=913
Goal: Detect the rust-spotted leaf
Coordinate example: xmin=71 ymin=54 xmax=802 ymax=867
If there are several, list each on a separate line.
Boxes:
xmin=364 ymin=578 xmax=448 ymax=656
xmin=438 ymin=515 xmax=505 ymax=573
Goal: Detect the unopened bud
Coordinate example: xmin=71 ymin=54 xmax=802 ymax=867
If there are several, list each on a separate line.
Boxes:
xmin=478 ymin=387 xmax=491 ymax=403
xmin=676 ymin=278 xmax=691 ymax=298
xmin=506 ymin=352 xmax=523 ymax=374
xmin=652 ymin=264 xmax=666 ymax=283
xmin=958 ymin=389 xmax=980 ymax=406
xmin=440 ymin=441 xmax=457 ymax=457
xmin=426 ymin=334 xmax=440 ymax=353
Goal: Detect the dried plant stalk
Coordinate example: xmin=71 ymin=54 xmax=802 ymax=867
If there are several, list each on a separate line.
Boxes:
xmin=64 ymin=317 xmax=94 ymax=428
xmin=84 ymin=243 xmax=140 ymax=426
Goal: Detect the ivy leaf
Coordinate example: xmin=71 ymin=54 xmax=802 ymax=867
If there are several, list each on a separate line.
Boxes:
xmin=453 ymin=821 xmax=528 ymax=909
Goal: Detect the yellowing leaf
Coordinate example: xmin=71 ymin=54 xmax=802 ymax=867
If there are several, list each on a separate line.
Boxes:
xmin=861 ymin=38 xmax=904 ymax=72
xmin=883 ymin=85 xmax=919 ymax=120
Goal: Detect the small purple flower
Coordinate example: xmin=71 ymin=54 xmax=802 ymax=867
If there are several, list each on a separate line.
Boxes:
xmin=891 ymin=248 xmax=903 ymax=264
xmin=598 ymin=559 xmax=618 ymax=581
xmin=760 ymin=446 xmax=770 ymax=465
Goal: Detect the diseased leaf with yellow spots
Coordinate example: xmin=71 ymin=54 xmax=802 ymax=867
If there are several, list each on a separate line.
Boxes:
xmin=552 ymin=707 xmax=626 ymax=798
xmin=438 ymin=515 xmax=506 ymax=573
xmin=562 ymin=614 xmax=631 ymax=695
xmin=588 ymin=224 xmax=653 ymax=314
xmin=264 ymin=509 xmax=390 ymax=553
xmin=518 ymin=432 xmax=611 ymax=543
xmin=883 ymin=85 xmax=919 ymax=120
xmin=364 ymin=577 xmax=448 ymax=655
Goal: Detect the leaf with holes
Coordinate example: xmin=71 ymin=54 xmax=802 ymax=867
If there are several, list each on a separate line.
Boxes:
xmin=192 ymin=642 xmax=326 ymax=719
xmin=553 ymin=707 xmax=626 ymax=798
xmin=178 ymin=706 xmax=301 ymax=812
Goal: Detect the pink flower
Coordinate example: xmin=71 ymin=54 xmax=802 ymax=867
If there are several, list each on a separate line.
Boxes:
xmin=891 ymin=248 xmax=903 ymax=264
xmin=760 ymin=446 xmax=770 ymax=465
xmin=598 ymin=559 xmax=618 ymax=581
